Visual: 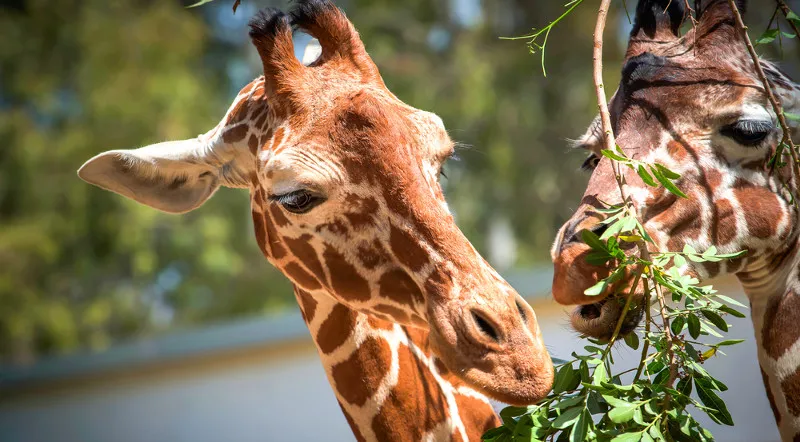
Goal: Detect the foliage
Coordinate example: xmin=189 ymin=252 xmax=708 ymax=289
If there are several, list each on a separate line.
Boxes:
xmin=484 ymin=145 xmax=747 ymax=441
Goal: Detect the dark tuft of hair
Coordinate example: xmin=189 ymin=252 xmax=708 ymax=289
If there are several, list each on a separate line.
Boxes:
xmin=696 ymin=0 xmax=747 ymax=19
xmin=248 ymin=8 xmax=289 ymax=40
xmin=633 ymin=0 xmax=686 ymax=38
xmin=289 ymin=0 xmax=338 ymax=29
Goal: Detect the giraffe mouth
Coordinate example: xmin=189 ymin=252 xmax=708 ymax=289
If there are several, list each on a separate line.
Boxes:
xmin=570 ymin=297 xmax=644 ymax=341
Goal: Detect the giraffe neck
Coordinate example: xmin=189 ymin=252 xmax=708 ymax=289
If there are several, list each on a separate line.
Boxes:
xmin=739 ymin=237 xmax=800 ymax=441
xmin=293 ymin=286 xmax=499 ymax=441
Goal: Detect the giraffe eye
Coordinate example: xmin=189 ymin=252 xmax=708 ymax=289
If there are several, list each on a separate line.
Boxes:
xmin=721 ymin=120 xmax=773 ymax=147
xmin=270 ymin=190 xmax=325 ymax=214
xmin=581 ymin=154 xmax=600 ymax=171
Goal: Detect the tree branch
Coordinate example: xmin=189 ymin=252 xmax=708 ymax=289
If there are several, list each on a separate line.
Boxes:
xmin=777 ymin=0 xmax=800 ymax=40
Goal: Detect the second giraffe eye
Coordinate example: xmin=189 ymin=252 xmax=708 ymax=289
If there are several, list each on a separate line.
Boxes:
xmin=270 ymin=190 xmax=325 ymax=214
xmin=721 ymin=120 xmax=773 ymax=147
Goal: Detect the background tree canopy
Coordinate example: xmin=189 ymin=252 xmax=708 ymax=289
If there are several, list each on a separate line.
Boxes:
xmin=0 ymin=0 xmax=792 ymax=363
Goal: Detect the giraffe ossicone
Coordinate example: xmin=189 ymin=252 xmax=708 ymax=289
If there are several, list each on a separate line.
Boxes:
xmin=77 ymin=1 xmax=554 ymax=440
xmin=550 ymin=0 xmax=800 ymax=440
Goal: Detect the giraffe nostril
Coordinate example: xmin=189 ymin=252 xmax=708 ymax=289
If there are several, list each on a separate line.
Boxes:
xmin=471 ymin=310 xmax=501 ymax=343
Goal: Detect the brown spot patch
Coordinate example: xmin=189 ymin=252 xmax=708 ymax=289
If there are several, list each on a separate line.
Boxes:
xmin=453 ymin=393 xmax=500 ymax=441
xmin=317 ymin=304 xmax=356 ymax=354
xmin=331 ymin=336 xmax=391 ymax=406
xmin=324 ymin=246 xmax=371 ymax=302
xmin=255 ymin=112 xmax=269 ymax=130
xmin=283 ymin=234 xmax=327 ymax=284
xmin=295 ymin=288 xmax=318 ymax=323
xmin=373 ymin=304 xmax=410 ymax=324
xmin=379 ymin=269 xmax=424 ymax=305
xmin=371 ymin=343 xmax=448 ymax=441
xmin=733 ymin=187 xmax=782 ymax=239
xmin=316 ymin=219 xmax=350 ymax=238
xmin=284 ymin=262 xmax=322 ymax=291
xmin=248 ymin=134 xmax=259 ymax=155
xmin=782 ymin=366 xmax=800 ymax=416
xmin=762 ymin=290 xmax=800 ymax=359
xmin=702 ymin=261 xmax=720 ymax=279
xmin=343 ymin=194 xmax=380 ymax=229
xmin=263 ymin=214 xmax=287 ymax=259
xmin=666 ymin=141 xmax=689 ymax=161
xmin=424 ymin=267 xmax=454 ymax=299
xmin=389 ymin=224 xmax=429 ymax=271
xmin=761 ymin=368 xmax=781 ymax=425
xmin=222 ymin=123 xmax=249 ymax=143
xmin=663 ymin=196 xmax=703 ymax=252
xmin=269 ymin=204 xmax=292 ymax=227
xmin=252 ymin=210 xmax=270 ymax=258
xmin=357 ymin=240 xmax=391 ymax=269
xmin=712 ymin=198 xmax=737 ymax=245
xmin=703 ymin=167 xmax=723 ymax=190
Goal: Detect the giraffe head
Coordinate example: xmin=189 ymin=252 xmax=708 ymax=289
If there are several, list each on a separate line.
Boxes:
xmin=77 ymin=0 xmax=553 ymax=405
xmin=550 ymin=0 xmax=800 ymax=339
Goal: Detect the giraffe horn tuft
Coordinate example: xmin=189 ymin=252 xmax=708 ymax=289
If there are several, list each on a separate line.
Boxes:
xmin=289 ymin=0 xmax=381 ymax=83
xmin=248 ymin=8 xmax=305 ymax=99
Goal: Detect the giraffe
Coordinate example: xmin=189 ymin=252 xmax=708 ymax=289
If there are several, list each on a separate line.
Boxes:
xmin=549 ymin=0 xmax=800 ymax=439
xmin=76 ymin=1 xmax=554 ymax=440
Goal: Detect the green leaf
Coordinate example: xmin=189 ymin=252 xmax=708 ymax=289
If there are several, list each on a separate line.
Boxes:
xmin=592 ymin=363 xmax=608 ymax=385
xmin=654 ymin=163 xmax=681 ymax=180
xmin=651 ymin=165 xmax=687 ymax=198
xmin=716 ymin=294 xmax=747 ymax=308
xmin=702 ymin=245 xmax=718 ymax=256
xmin=717 ymin=339 xmax=745 ymax=347
xmin=624 ymin=331 xmax=640 ymax=350
xmin=555 ymin=395 xmax=585 ymax=410
xmin=720 ymin=304 xmax=746 ymax=318
xmin=648 ymin=423 xmax=664 ymax=441
xmin=611 ymin=432 xmax=642 ymax=442
xmin=633 ymin=406 xmax=645 ymax=425
xmin=695 ymin=379 xmax=734 ymax=425
xmin=569 ymin=409 xmax=589 ymax=442
xmin=552 ymin=406 xmax=582 ymax=429
xmin=641 ymin=432 xmax=654 ymax=442
xmin=673 ymin=254 xmax=687 ymax=268
xmin=581 ymin=229 xmax=607 ymax=252
xmin=601 ymin=149 xmax=628 ymax=162
xmin=609 ymin=404 xmax=636 ymax=423
xmin=702 ymin=310 xmax=728 ymax=332
xmin=755 ymin=28 xmax=779 ymax=45
xmin=671 ymin=315 xmax=685 ymax=335
xmin=602 ymin=395 xmax=634 ymax=408
xmin=584 ymin=280 xmax=607 ymax=297
xmin=688 ymin=313 xmax=701 ymax=339
xmin=601 ymin=218 xmax=627 ymax=240
xmin=637 ymin=164 xmax=657 ymax=186
xmin=553 ymin=364 xmax=581 ymax=394
xmin=682 ymin=244 xmax=696 ymax=254
xmin=786 ymin=112 xmax=800 ymax=121
xmin=481 ymin=426 xmax=509 ymax=441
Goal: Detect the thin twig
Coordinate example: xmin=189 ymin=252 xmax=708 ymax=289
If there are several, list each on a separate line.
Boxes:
xmin=593 ymin=0 xmax=616 ymax=158
xmin=632 ymin=279 xmax=653 ymax=383
xmin=654 ymin=282 xmax=679 ymax=387
xmin=777 ymin=0 xmax=800 ymax=39
xmin=727 ymin=0 xmax=800 ymax=187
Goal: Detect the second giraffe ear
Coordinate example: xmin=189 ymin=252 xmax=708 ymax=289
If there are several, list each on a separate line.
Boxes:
xmin=78 ymin=136 xmax=252 ymax=214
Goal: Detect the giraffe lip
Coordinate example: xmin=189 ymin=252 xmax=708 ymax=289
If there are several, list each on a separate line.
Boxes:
xmin=570 ymin=295 xmax=644 ymax=340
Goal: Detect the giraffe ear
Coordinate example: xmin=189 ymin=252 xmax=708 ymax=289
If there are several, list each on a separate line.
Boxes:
xmin=78 ymin=138 xmax=228 ymax=214
xmin=631 ymin=0 xmax=686 ymax=41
